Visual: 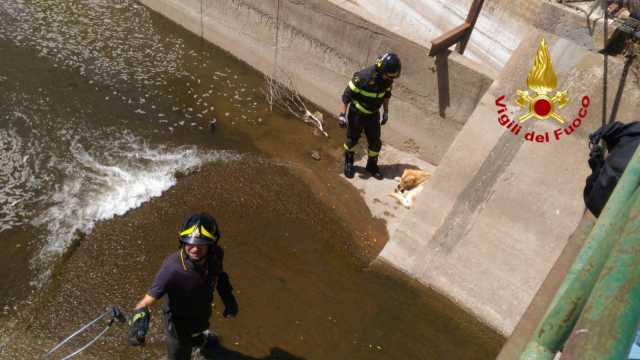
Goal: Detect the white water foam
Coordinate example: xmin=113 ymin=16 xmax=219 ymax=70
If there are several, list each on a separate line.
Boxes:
xmin=0 ymin=125 xmax=49 ymax=232
xmin=30 ymin=133 xmax=240 ymax=287
xmin=0 ymin=128 xmax=31 ymax=232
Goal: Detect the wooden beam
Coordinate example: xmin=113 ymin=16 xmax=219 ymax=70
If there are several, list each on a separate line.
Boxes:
xmin=428 ymin=22 xmax=471 ymax=57
xmin=456 ymin=0 xmax=485 ymax=54
xmin=464 ymin=0 xmax=486 ymax=25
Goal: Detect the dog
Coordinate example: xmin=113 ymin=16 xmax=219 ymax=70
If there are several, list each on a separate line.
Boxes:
xmin=389 ymin=169 xmax=431 ymax=208
xmin=396 ymin=169 xmax=430 ymax=193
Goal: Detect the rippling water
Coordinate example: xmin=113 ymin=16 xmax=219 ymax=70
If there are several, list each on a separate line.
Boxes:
xmin=0 ymin=0 xmax=184 ymax=90
xmin=0 ymin=0 xmax=260 ymax=287
xmin=0 ymin=2 xmax=503 ymax=359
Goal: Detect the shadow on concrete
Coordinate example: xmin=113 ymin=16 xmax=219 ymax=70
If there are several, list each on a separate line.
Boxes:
xmin=354 ymin=162 xmax=421 ymax=181
xmin=496 ymin=211 xmax=596 ymax=359
xmin=585 ymin=8 xmax=602 ymax=37
xmin=199 ymin=345 xmax=305 ymax=360
xmin=436 ymin=51 xmax=451 ymax=118
xmin=608 ymin=55 xmax=635 ymax=123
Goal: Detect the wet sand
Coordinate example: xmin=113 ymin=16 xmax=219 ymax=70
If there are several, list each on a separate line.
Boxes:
xmin=1 ymin=159 xmax=503 ymax=359
xmin=0 ymin=2 xmax=503 ymax=358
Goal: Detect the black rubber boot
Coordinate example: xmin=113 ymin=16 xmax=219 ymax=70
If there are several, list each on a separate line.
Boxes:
xmin=365 ymin=156 xmax=383 ymax=180
xmin=344 ymin=151 xmax=355 ymax=178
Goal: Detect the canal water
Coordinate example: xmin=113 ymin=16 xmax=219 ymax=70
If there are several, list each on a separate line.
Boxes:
xmin=0 ymin=0 xmax=503 ymax=359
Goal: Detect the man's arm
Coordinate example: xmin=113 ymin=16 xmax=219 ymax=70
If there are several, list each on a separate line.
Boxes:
xmin=128 ymin=258 xmax=170 ymax=347
xmin=216 ymin=272 xmax=239 ymax=317
xmin=338 ymin=74 xmax=359 ymax=127
xmin=341 ymin=75 xmax=357 ymax=107
xmin=383 ymin=98 xmax=390 ymax=113
xmin=340 ymin=102 xmax=347 ymax=115
xmin=128 ymin=295 xmax=155 ymax=346
xmin=341 ymin=73 xmax=363 ymax=109
xmin=135 ymin=294 xmax=157 ymax=309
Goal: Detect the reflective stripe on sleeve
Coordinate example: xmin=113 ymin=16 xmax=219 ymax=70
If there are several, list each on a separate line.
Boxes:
xmin=349 ymin=81 xmax=387 ymax=98
xmin=352 ymin=100 xmax=373 ymax=114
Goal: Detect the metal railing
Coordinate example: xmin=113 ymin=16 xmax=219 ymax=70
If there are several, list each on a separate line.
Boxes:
xmin=517 ymin=146 xmax=640 ymax=359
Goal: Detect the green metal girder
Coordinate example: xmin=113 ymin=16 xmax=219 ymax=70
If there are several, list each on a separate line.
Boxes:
xmin=562 ymin=189 xmax=640 ymax=359
xmin=519 ymin=146 xmax=640 ymax=359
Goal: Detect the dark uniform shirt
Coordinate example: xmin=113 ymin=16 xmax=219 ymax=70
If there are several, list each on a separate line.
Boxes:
xmin=148 ymin=246 xmax=224 ymax=334
xmin=584 ymin=121 xmax=640 ymax=217
xmin=342 ymin=65 xmax=393 ymax=115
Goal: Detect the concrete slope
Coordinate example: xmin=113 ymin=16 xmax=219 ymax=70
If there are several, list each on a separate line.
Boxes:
xmin=330 ymin=0 xmax=607 ymax=73
xmin=379 ymin=30 xmax=640 ymax=335
xmin=136 ymin=0 xmax=640 ymax=338
xmin=137 ymin=0 xmax=494 ymax=165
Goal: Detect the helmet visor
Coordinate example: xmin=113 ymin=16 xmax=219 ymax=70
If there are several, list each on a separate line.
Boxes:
xmin=385 ymin=70 xmax=400 ymax=79
xmin=179 ymin=224 xmax=216 ymax=245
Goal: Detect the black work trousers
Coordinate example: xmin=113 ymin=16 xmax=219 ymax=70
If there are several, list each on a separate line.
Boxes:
xmin=165 ymin=314 xmax=216 ymax=360
xmin=344 ymin=106 xmax=381 ymax=157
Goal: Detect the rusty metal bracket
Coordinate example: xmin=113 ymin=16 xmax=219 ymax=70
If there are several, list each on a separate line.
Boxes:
xmin=427 ymin=0 xmax=485 ymax=57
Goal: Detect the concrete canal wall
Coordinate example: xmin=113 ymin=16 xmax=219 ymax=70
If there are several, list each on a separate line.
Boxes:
xmin=137 ymin=0 xmax=493 ymax=166
xmin=380 ymin=30 xmax=640 ymax=335
xmin=331 ymin=0 xmax=609 ymax=73
xmin=137 ymin=0 xmax=640 ymax=336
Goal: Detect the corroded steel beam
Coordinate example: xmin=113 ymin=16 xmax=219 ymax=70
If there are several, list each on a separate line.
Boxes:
xmin=427 ymin=0 xmax=484 ymax=56
xmin=428 ymin=23 xmax=471 ymax=57
xmin=456 ymin=0 xmax=485 ymax=54
xmin=518 ymin=146 xmax=640 ymax=359
xmin=562 ymin=190 xmax=640 ymax=359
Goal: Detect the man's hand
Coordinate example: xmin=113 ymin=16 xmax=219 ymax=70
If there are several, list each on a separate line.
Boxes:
xmin=128 ymin=307 xmax=150 ymax=346
xmin=588 ymin=144 xmax=605 ymax=171
xmin=337 ymin=113 xmax=347 ymax=128
xmin=217 ymin=272 xmax=239 ymax=318
xmin=223 ymin=297 xmax=239 ymax=318
xmin=381 ymin=110 xmax=389 ymax=126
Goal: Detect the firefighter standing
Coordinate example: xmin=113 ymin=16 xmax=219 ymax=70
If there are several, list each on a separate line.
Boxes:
xmin=338 ymin=52 xmax=401 ymax=179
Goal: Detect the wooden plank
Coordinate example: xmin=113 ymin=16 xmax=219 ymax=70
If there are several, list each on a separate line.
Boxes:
xmin=428 ymin=22 xmax=471 ymax=56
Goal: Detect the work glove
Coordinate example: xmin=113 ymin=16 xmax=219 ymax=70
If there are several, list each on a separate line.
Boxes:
xmin=381 ymin=110 xmax=389 ymax=126
xmin=223 ymin=300 xmax=238 ymax=318
xmin=128 ymin=307 xmax=150 ymax=346
xmin=337 ymin=112 xmax=347 ymax=128
xmin=588 ymin=144 xmax=605 ymax=172
xmin=217 ymin=272 xmax=239 ymax=318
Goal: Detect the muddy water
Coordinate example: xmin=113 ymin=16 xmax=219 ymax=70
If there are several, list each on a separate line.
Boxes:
xmin=0 ymin=1 xmax=503 ymax=359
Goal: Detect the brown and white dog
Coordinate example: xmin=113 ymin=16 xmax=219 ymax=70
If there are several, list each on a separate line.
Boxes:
xmin=390 ymin=169 xmax=430 ymax=208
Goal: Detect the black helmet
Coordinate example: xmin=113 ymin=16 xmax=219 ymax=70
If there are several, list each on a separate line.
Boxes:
xmin=375 ymin=52 xmax=401 ymax=79
xmin=179 ymin=213 xmax=220 ymax=245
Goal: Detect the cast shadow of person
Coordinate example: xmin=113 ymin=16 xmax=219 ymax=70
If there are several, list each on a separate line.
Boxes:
xmin=199 ymin=345 xmax=306 ymax=360
xmin=355 ymin=162 xmax=422 ymax=181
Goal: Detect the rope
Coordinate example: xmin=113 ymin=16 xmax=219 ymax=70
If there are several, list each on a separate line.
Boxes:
xmin=268 ymin=0 xmax=281 ymax=112
xmin=200 ymin=0 xmax=204 ymax=40
xmin=43 ymin=310 xmax=111 ymax=357
xmin=59 ymin=325 xmax=112 ymax=360
xmin=43 ymin=307 xmax=125 ymax=360
xmin=274 ymin=0 xmax=281 ymax=74
xmin=603 ymin=0 xmax=609 ymax=127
